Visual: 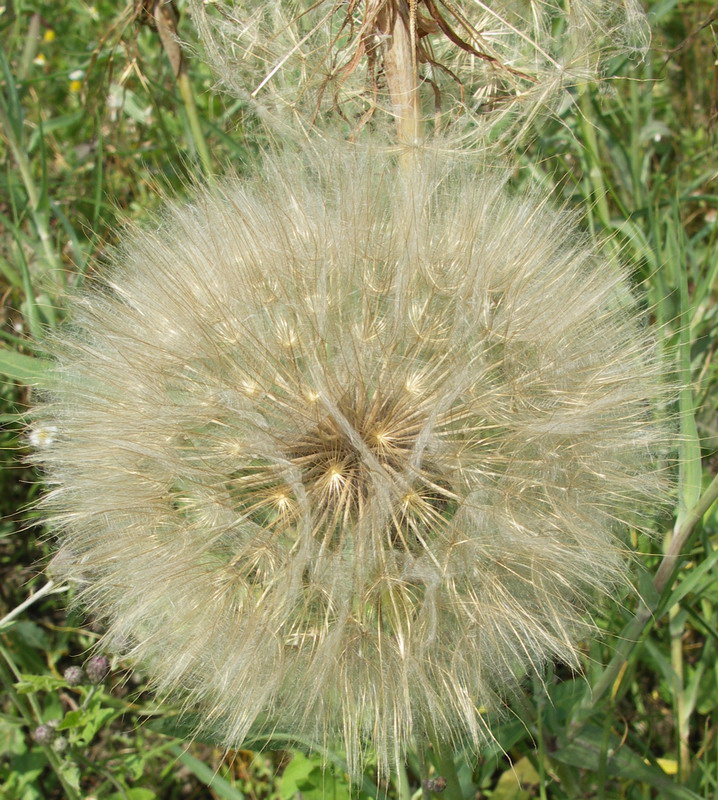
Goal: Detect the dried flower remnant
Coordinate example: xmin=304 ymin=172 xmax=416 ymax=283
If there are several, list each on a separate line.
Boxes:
xmin=190 ymin=0 xmax=649 ymax=142
xmin=34 ymin=145 xmax=666 ymax=777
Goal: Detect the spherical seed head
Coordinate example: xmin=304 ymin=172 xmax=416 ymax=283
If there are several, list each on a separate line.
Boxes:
xmin=191 ymin=0 xmax=649 ymax=144
xmin=85 ymin=655 xmax=110 ymax=685
xmin=35 ymin=144 xmax=668 ymax=778
xmin=63 ymin=665 xmax=85 ymax=686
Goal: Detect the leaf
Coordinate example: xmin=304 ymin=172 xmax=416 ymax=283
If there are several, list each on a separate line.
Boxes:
xmin=59 ymin=761 xmax=81 ymax=793
xmin=168 ymin=745 xmax=245 ymax=800
xmin=278 ymin=753 xmax=351 ymax=800
xmin=5 ymin=751 xmax=45 ymax=797
xmin=56 ymin=696 xmax=116 ymax=746
xmin=0 ymin=349 xmax=50 ymax=384
xmin=11 ymin=623 xmax=50 ymax=651
xmin=106 ymin=790 xmax=157 ymax=800
xmin=673 ymin=219 xmax=702 ymax=524
xmin=279 ymin=752 xmax=318 ymax=798
xmin=491 ymin=756 xmax=540 ymax=800
xmin=14 ymin=673 xmax=66 ymax=694
xmin=0 ymin=718 xmax=27 ymax=757
xmin=662 ymin=544 xmax=718 ymax=612
xmin=553 ymin=726 xmax=703 ymax=800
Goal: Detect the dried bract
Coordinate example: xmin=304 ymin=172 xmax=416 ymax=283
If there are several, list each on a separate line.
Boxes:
xmin=35 ymin=145 xmax=666 ymax=777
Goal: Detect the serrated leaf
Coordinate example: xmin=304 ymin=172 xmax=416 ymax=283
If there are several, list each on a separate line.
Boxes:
xmin=57 ymin=697 xmax=116 ymax=746
xmin=15 ymin=673 xmax=65 ymax=694
xmin=7 ymin=751 xmax=45 ymax=795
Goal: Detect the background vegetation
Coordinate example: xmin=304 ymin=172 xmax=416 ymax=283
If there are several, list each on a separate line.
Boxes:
xmin=0 ymin=0 xmax=716 ymax=797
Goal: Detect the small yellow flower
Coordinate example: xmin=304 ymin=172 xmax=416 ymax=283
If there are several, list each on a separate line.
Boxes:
xmin=69 ymin=70 xmax=84 ymax=93
xmin=43 ymin=29 xmax=56 ymax=43
xmin=33 ymin=54 xmax=46 ymax=66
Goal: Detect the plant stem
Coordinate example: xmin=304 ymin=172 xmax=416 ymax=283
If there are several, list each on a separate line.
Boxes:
xmin=152 ymin=0 xmax=214 ymax=179
xmin=0 ymin=645 xmax=81 ymax=800
xmin=377 ymin=1 xmax=423 ymax=148
xmin=177 ymin=71 xmax=214 ymax=179
xmin=0 ymin=579 xmax=68 ymax=631
xmin=395 ymin=759 xmax=412 ymax=800
xmin=577 ymin=86 xmax=611 ymax=234
xmin=0 ymin=96 xmax=63 ymax=279
xmin=588 ymin=472 xmax=718 ymax=708
xmin=425 ymin=729 xmax=463 ymax=800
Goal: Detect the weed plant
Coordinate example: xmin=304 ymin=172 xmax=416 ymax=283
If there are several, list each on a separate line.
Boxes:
xmin=0 ymin=1 xmax=717 ymax=799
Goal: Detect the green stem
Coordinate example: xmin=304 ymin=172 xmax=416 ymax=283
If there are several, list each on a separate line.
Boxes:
xmin=587 ymin=472 xmax=718 ymax=709
xmin=177 ymin=71 xmax=214 ymax=181
xmin=425 ymin=729 xmax=463 ymax=800
xmin=0 ymin=97 xmax=63 ymax=279
xmin=418 ymin=744 xmax=431 ymax=800
xmin=395 ymin=759 xmax=411 ymax=800
xmin=0 ymin=645 xmax=81 ymax=800
xmin=18 ymin=12 xmax=41 ymax=83
xmin=577 ymin=86 xmax=611 ymax=233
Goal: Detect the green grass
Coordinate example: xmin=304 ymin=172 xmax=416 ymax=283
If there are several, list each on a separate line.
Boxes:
xmin=1 ymin=0 xmax=717 ymax=798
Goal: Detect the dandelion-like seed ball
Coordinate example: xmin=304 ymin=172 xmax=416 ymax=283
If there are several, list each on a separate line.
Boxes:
xmin=35 ymin=146 xmax=665 ymax=777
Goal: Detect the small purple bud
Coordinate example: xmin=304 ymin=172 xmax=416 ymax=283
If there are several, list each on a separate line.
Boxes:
xmin=32 ymin=723 xmax=56 ymax=745
xmin=63 ymin=665 xmax=85 ymax=686
xmin=85 ymin=655 xmax=110 ymax=685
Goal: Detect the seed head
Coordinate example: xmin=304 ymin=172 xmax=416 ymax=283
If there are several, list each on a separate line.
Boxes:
xmin=34 ymin=145 xmax=667 ymax=778
xmin=191 ymin=0 xmax=649 ymax=144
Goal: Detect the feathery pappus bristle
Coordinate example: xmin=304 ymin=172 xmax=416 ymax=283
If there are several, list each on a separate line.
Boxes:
xmin=33 ymin=143 xmax=668 ymax=778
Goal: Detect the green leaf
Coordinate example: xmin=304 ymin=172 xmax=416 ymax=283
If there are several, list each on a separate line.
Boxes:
xmin=0 ymin=718 xmax=27 ymax=757
xmin=12 ymin=622 xmax=50 ymax=651
xmin=58 ymin=761 xmax=81 ymax=793
xmin=5 ymin=751 xmax=45 ymax=798
xmin=662 ymin=547 xmax=718 ymax=612
xmin=491 ymin=756 xmax=540 ymax=800
xmin=14 ymin=673 xmax=66 ymax=694
xmin=168 ymin=745 xmax=245 ymax=800
xmin=57 ymin=695 xmax=117 ymax=746
xmin=279 ymin=753 xmax=351 ymax=800
xmin=279 ymin=752 xmax=318 ymax=798
xmin=106 ymin=790 xmax=157 ymax=800
xmin=56 ymin=710 xmax=83 ymax=730
xmin=0 ymin=349 xmax=50 ymax=384
xmin=673 ymin=217 xmax=702 ymax=525
xmin=554 ymin=726 xmax=703 ymax=799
